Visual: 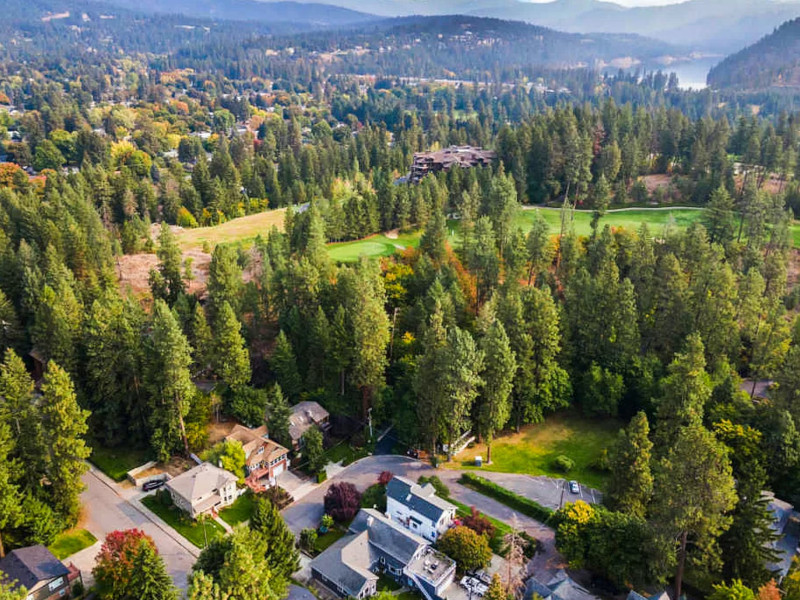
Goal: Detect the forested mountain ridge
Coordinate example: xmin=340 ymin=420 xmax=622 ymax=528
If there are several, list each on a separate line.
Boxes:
xmin=100 ymin=0 xmax=375 ymax=27
xmin=708 ymin=17 xmax=800 ymax=90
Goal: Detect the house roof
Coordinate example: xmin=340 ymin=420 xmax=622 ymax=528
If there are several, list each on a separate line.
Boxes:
xmin=225 ymin=424 xmax=287 ymax=465
xmin=310 ymin=531 xmax=377 ymax=597
xmin=524 ymin=571 xmax=600 ymax=600
xmin=349 ymin=508 xmax=428 ymax=564
xmin=626 ymin=592 xmax=670 ymax=600
xmin=0 ymin=545 xmax=70 ymax=591
xmin=386 ymin=476 xmax=456 ymax=523
xmin=289 ymin=401 xmax=329 ymax=441
xmin=166 ymin=462 xmax=238 ymax=505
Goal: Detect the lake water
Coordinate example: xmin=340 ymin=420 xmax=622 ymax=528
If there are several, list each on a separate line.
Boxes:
xmin=668 ymin=57 xmax=723 ymax=90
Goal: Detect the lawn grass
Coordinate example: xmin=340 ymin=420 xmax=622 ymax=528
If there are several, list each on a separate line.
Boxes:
xmin=89 ymin=443 xmax=152 ymax=482
xmin=176 ymin=209 xmax=287 ymax=251
xmin=323 ymin=441 xmax=370 ymax=466
xmin=327 ymin=231 xmax=421 ymax=262
xmin=447 ymin=411 xmax=620 ymax=490
xmin=141 ymin=495 xmax=226 ymax=548
xmin=48 ymin=529 xmax=97 ymax=559
xmin=314 ymin=528 xmax=346 ymax=553
xmin=395 ymin=591 xmax=423 ymax=600
xmin=218 ymin=492 xmax=255 ymax=527
xmin=377 ymin=574 xmax=403 ymax=592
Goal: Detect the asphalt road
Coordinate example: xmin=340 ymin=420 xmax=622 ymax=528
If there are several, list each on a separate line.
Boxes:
xmin=76 ymin=467 xmax=197 ymax=590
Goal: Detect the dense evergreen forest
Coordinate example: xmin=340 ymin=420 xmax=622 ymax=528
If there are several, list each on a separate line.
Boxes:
xmin=4 ymin=3 xmax=800 ymax=599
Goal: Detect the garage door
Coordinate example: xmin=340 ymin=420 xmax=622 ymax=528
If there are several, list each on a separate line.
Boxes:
xmin=273 ymin=462 xmax=285 ymax=478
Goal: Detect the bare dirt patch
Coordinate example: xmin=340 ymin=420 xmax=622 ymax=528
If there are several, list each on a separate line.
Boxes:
xmin=642 ymin=174 xmax=673 ymax=194
xmin=115 ymin=250 xmax=211 ymax=297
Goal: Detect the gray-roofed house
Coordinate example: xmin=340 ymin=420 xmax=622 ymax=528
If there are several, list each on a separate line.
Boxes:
xmin=523 ymin=570 xmax=600 ymax=600
xmin=289 ymin=401 xmax=330 ymax=450
xmin=165 ymin=462 xmax=240 ymax=518
xmin=386 ymin=476 xmax=457 ymax=542
xmin=0 ymin=545 xmax=80 ymax=600
xmin=626 ymin=591 xmax=670 ymax=600
xmin=765 ymin=491 xmax=800 ymax=580
xmin=310 ymin=509 xmax=456 ymax=600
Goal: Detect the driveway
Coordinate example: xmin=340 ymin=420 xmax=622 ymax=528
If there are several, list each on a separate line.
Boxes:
xmin=78 ymin=467 xmax=197 ymax=591
xmin=462 ymin=471 xmax=602 ymax=510
xmin=281 ymin=455 xmax=566 ymax=578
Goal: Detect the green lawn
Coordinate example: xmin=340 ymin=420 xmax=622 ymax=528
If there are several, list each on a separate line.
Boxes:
xmin=448 ymin=412 xmax=620 ymax=490
xmin=314 ymin=528 xmax=346 ymax=553
xmin=141 ymin=495 xmax=226 ymax=548
xmin=327 ymin=231 xmax=422 ymax=262
xmin=323 ymin=441 xmax=371 ymax=466
xmin=48 ymin=529 xmax=97 ymax=559
xmin=89 ymin=443 xmax=153 ymax=482
xmin=218 ymin=492 xmax=255 ymax=527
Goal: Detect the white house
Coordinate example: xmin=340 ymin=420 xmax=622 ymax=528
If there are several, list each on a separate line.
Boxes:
xmin=165 ymin=462 xmax=239 ymax=518
xmin=386 ymin=476 xmax=456 ymax=542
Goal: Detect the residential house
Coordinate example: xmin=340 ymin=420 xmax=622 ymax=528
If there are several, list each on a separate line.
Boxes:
xmin=225 ymin=424 xmax=289 ymax=491
xmin=626 ymin=592 xmax=670 ymax=600
xmin=311 ymin=509 xmax=456 ymax=600
xmin=289 ymin=401 xmax=331 ymax=450
xmin=0 ymin=545 xmax=81 ymax=600
xmin=409 ymin=146 xmax=496 ymax=183
xmin=765 ymin=491 xmax=800 ymax=580
xmin=524 ymin=571 xmax=600 ymax=600
xmin=386 ymin=476 xmax=457 ymax=542
xmin=165 ymin=462 xmax=239 ymax=518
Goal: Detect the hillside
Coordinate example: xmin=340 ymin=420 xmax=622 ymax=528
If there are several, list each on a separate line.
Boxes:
xmin=707 ymin=17 xmax=800 ymax=90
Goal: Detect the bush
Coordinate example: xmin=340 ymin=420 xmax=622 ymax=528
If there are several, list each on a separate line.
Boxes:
xmin=72 ymin=581 xmax=85 ymax=597
xmin=361 ymin=484 xmax=387 ymax=512
xmin=458 ymin=473 xmax=553 ymax=523
xmin=553 ymin=455 xmax=575 ymax=473
xmin=261 ymin=486 xmax=293 ymax=510
xmin=324 ymin=482 xmax=362 ymax=523
xmin=417 ymin=475 xmax=450 ymax=499
xmin=439 ymin=526 xmax=492 ymax=573
xmin=461 ymin=506 xmax=495 ymax=538
xmin=300 ymin=528 xmax=317 ymax=552
xmin=317 ymin=471 xmax=327 ymax=484
xmin=321 ymin=514 xmax=334 ymax=530
xmin=377 ymin=470 xmax=394 ymax=487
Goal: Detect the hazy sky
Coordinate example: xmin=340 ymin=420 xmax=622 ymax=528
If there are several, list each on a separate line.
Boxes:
xmin=525 ymin=0 xmax=683 ymax=4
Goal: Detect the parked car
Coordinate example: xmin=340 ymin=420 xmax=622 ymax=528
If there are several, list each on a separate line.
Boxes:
xmin=143 ymin=479 xmax=165 ymax=491
xmin=568 ymin=480 xmax=580 ymax=494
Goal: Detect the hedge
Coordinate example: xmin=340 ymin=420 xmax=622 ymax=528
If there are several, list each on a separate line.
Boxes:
xmin=458 ymin=473 xmax=553 ymax=523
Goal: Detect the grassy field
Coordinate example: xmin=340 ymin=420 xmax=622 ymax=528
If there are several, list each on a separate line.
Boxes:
xmin=141 ymin=495 xmax=226 ymax=548
xmin=172 ymin=205 xmax=800 ymax=263
xmin=218 ymin=492 xmax=255 ymax=527
xmin=315 ymin=528 xmax=346 ymax=553
xmin=176 ymin=209 xmax=286 ymax=251
xmin=447 ymin=412 xmax=620 ymax=490
xmin=90 ymin=444 xmax=152 ymax=482
xmin=48 ymin=529 xmax=97 ymax=559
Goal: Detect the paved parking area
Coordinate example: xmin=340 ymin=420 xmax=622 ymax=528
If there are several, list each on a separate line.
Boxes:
xmin=468 ymin=471 xmax=602 ymax=510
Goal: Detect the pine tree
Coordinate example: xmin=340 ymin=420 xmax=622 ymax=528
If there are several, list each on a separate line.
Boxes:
xmin=211 ymin=301 xmax=251 ymax=390
xmin=216 ymin=527 xmax=285 ymax=600
xmin=191 ymin=304 xmax=213 ymax=375
xmin=265 ymin=385 xmax=291 ymax=447
xmin=0 ymin=418 xmax=21 ymax=557
xmin=207 ymin=245 xmax=242 ymax=318
xmin=607 ymin=412 xmax=653 ymax=518
xmin=40 ymin=362 xmax=90 ymax=525
xmin=270 ymin=331 xmax=302 ymax=401
xmin=0 ymin=289 xmax=22 ymax=352
xmin=94 ymin=529 xmax=177 ymax=600
xmin=145 ymin=300 xmax=194 ymax=460
xmin=127 ymin=538 xmax=178 ymax=600
xmin=477 ymin=318 xmax=516 ymax=464
xmin=150 ymin=223 xmax=185 ymax=305
xmin=249 ymin=496 xmax=300 ymax=577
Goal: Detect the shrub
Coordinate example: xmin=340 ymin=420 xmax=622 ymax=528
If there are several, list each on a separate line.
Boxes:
xmin=321 ymin=514 xmax=334 ymax=530
xmin=417 ymin=475 xmax=450 ymax=499
xmin=458 ymin=473 xmax=553 ymax=523
xmin=439 ymin=526 xmax=492 ymax=573
xmin=299 ymin=528 xmax=317 ymax=552
xmin=317 ymin=471 xmax=327 ymax=484
xmin=361 ymin=484 xmax=387 ymax=512
xmin=72 ymin=581 xmax=85 ymax=597
xmin=261 ymin=486 xmax=293 ymax=510
xmin=553 ymin=455 xmax=575 ymax=473
xmin=462 ymin=506 xmax=495 ymax=538
xmin=324 ymin=482 xmax=362 ymax=523
xmin=377 ymin=470 xmax=394 ymax=487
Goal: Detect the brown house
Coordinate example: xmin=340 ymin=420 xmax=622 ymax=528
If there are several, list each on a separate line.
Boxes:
xmin=225 ymin=424 xmax=289 ymax=491
xmin=288 ymin=401 xmax=331 ymax=450
xmin=410 ymin=146 xmax=496 ymax=183
xmin=0 ymin=545 xmax=82 ymax=600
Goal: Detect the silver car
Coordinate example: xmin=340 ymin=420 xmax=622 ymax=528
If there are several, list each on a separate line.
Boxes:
xmin=569 ymin=480 xmax=580 ymax=494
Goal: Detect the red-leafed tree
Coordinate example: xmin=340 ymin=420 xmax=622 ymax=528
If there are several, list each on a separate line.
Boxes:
xmin=93 ymin=529 xmax=176 ymax=600
xmin=324 ymin=482 xmax=362 ymax=523
xmin=461 ymin=506 xmax=495 ymax=538
xmin=377 ymin=471 xmax=394 ymax=487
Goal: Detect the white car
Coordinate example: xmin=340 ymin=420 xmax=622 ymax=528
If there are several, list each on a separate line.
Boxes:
xmin=569 ymin=480 xmax=580 ymax=494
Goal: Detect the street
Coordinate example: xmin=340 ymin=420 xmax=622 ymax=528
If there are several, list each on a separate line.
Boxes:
xmin=76 ymin=467 xmax=197 ymax=590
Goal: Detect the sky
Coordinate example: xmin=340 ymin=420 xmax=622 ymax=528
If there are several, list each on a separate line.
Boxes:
xmin=525 ymin=0 xmax=683 ymax=4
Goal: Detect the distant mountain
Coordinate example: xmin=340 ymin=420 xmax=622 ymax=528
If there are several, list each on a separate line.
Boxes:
xmin=707 ymin=17 xmax=800 ymax=90
xmin=101 ymin=0 xmax=375 ymax=27
xmin=270 ymin=0 xmax=800 ymax=53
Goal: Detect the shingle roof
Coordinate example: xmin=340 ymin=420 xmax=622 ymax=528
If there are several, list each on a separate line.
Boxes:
xmin=386 ymin=476 xmax=456 ymax=523
xmin=0 ymin=545 xmax=69 ymax=591
xmin=310 ymin=531 xmax=376 ymax=597
xmin=349 ymin=508 xmax=428 ymax=564
xmin=289 ymin=401 xmax=329 ymax=441
xmin=225 ymin=424 xmax=288 ymax=466
xmin=166 ymin=462 xmax=238 ymax=504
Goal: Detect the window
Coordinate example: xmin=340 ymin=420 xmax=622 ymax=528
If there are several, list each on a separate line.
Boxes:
xmin=49 ymin=577 xmax=64 ymax=591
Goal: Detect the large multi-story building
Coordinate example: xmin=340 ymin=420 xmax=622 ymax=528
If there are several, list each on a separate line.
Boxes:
xmin=410 ymin=146 xmax=496 ymax=183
